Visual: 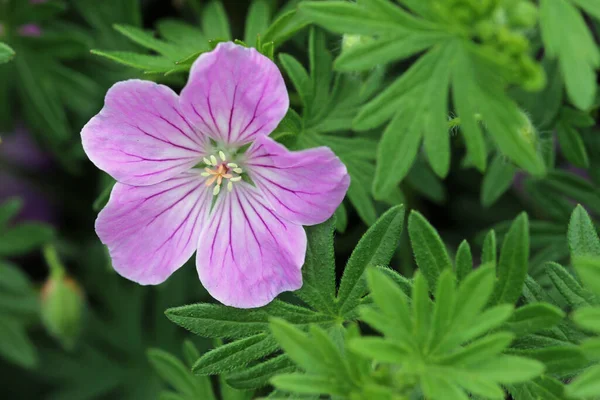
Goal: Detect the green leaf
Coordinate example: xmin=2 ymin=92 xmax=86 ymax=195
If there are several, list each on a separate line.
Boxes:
xmin=271 ymin=373 xmax=347 ymax=396
xmin=473 ymin=355 xmax=545 ymax=383
xmin=568 ymin=205 xmax=600 ymax=258
xmin=511 ymin=346 xmax=588 ymax=376
xmin=347 ymin=337 xmax=409 ymax=363
xmin=364 ymin=268 xmax=413 ymax=344
xmin=456 ymin=47 xmax=545 ymax=176
xmin=573 ymin=256 xmax=600 ymax=296
xmin=426 ymin=269 xmax=457 ymax=350
xmin=269 ymin=319 xmax=330 ymax=375
xmin=245 ymin=0 xmax=271 ymax=45
xmin=408 ymin=211 xmax=453 ymax=290
xmin=373 ymin=44 xmax=455 ymax=196
xmin=226 ymin=354 xmax=295 ymax=390
xmin=202 ymin=1 xmax=231 ymax=40
xmin=455 ymin=240 xmax=473 ymax=283
xmin=279 ymin=54 xmax=312 ymax=108
xmin=0 ymin=198 xmax=23 ymax=228
xmin=481 ymin=155 xmax=516 ymax=207
xmin=0 ymin=43 xmax=15 ymax=64
xmin=91 ymin=50 xmax=173 ymax=71
xmin=482 ymin=230 xmax=497 ymax=266
xmin=165 ymin=304 xmax=269 ymax=339
xmin=438 ymin=332 xmax=514 ymax=366
xmin=299 ymin=1 xmax=407 ymax=36
xmin=450 ymin=265 xmax=497 ymax=333
xmin=0 ymin=222 xmax=54 ymax=257
xmin=544 ymin=172 xmax=600 ymax=215
xmin=193 ymin=334 xmax=279 ymax=375
xmin=294 ymin=218 xmax=336 ymax=313
xmin=566 ymin=364 xmax=600 ymax=398
xmin=540 ymin=0 xmax=600 ymax=110
xmin=0 ymin=318 xmax=37 ymax=369
xmin=337 ymin=205 xmax=405 ymax=315
xmin=261 ymin=10 xmax=309 ymax=48
xmin=113 ymin=24 xmax=180 ymax=59
xmin=334 ymin=31 xmax=445 ymax=72
xmin=489 ymin=213 xmax=529 ymax=305
xmin=148 ymin=348 xmax=215 ymax=399
xmin=547 ymin=261 xmax=596 ymax=307
xmin=504 ymin=303 xmax=565 ymax=337
xmin=156 ymin=19 xmax=208 ymax=56
xmin=573 ymin=306 xmax=600 ymax=333
xmin=557 ymin=119 xmax=589 ymax=168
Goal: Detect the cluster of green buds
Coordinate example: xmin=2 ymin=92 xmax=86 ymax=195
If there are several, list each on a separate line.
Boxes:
xmin=40 ymin=245 xmax=85 ymax=350
xmin=431 ymin=0 xmax=544 ymax=91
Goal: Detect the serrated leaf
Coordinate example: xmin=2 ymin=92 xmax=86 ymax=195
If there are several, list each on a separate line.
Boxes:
xmin=294 ymin=218 xmax=336 ymax=313
xmin=408 ymin=211 xmax=453 ymax=290
xmin=504 ymin=303 xmax=565 ymax=337
xmin=573 ymin=256 xmax=600 ymax=297
xmin=489 ymin=213 xmax=529 ymax=306
xmin=226 ymin=354 xmax=295 ymax=390
xmin=193 ymin=334 xmax=279 ymax=375
xmin=568 ymin=205 xmax=600 ymax=258
xmin=573 ymin=306 xmax=600 ymax=333
xmin=337 ymin=205 xmax=405 ymax=315
xmin=566 ymin=364 xmax=600 ymax=398
xmin=455 ymin=240 xmax=472 ymax=283
xmin=511 ymin=346 xmax=588 ymax=376
xmin=165 ymin=304 xmax=269 ymax=339
xmin=472 ymin=355 xmax=545 ymax=383
xmin=547 ymin=261 xmax=596 ymax=307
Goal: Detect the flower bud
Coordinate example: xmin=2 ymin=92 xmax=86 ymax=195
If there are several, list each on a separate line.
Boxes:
xmin=508 ymin=1 xmax=538 ymax=28
xmin=40 ymin=276 xmax=85 ymax=350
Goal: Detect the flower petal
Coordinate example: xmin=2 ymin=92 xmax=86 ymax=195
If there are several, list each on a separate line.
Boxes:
xmin=244 ymin=136 xmax=350 ymax=226
xmin=180 ymin=42 xmax=288 ymax=146
xmin=82 ymin=80 xmax=207 ymax=186
xmin=196 ymin=183 xmax=306 ymax=308
xmin=96 ymin=171 xmax=210 ymax=285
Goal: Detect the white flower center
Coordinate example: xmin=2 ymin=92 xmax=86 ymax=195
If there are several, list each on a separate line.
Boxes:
xmin=201 ymin=151 xmax=243 ymax=196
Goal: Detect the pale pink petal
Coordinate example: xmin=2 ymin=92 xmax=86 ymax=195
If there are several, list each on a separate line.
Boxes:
xmin=196 ymin=183 xmax=306 ymax=308
xmin=18 ymin=24 xmax=42 ymax=37
xmin=180 ymin=42 xmax=288 ymax=146
xmin=96 ymin=171 xmax=210 ymax=285
xmin=82 ymin=80 xmax=208 ymax=186
xmin=244 ymin=136 xmax=350 ymax=226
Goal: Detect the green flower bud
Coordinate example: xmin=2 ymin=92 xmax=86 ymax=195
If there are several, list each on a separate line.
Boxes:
xmin=508 ymin=1 xmax=538 ymax=28
xmin=41 ymin=276 xmax=85 ymax=350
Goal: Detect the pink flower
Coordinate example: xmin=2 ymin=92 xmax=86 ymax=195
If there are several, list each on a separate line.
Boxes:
xmin=82 ymin=43 xmax=350 ymax=308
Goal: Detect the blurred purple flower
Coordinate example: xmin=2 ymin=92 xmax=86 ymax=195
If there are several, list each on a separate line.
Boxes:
xmin=0 ymin=126 xmax=56 ymax=224
xmin=82 ymin=42 xmax=350 ymax=308
xmin=18 ymin=24 xmax=43 ymax=37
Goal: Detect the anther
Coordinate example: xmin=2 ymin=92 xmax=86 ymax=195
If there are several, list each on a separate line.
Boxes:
xmin=219 ymin=151 xmax=226 ymax=161
xmin=213 ymin=185 xmax=221 ymax=196
xmin=203 ymin=157 xmax=213 ymax=166
xmin=210 ymin=155 xmax=217 ymax=165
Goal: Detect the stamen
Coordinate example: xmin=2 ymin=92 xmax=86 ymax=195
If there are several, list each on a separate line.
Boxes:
xmin=227 ymin=181 xmax=233 ymax=192
xmin=210 ymin=155 xmax=218 ymax=165
xmin=203 ymin=157 xmax=213 ymax=166
xmin=205 ymin=176 xmax=217 ymax=186
xmin=230 ymin=176 xmax=242 ymax=182
xmin=227 ymin=163 xmax=238 ymax=168
xmin=213 ymin=185 xmax=221 ymax=196
xmin=233 ymin=168 xmax=243 ymax=174
xmin=201 ymin=172 xmax=211 ymax=177
xmin=219 ymin=151 xmax=226 ymax=161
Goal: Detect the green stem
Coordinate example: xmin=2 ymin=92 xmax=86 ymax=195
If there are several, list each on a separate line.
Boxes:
xmin=43 ymin=245 xmax=65 ymax=280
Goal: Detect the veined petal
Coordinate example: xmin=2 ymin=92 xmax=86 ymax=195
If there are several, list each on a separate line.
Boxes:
xmin=244 ymin=136 xmax=350 ymax=226
xmin=96 ymin=171 xmax=210 ymax=285
xmin=82 ymin=80 xmax=208 ymax=186
xmin=180 ymin=42 xmax=288 ymax=147
xmin=196 ymin=183 xmax=306 ymax=308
